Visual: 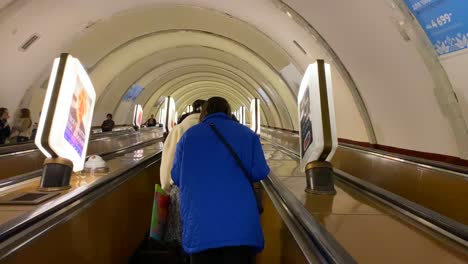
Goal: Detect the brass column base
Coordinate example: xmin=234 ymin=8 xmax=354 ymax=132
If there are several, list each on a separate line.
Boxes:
xmin=305 ymin=161 xmax=336 ymax=195
xmin=38 ymin=157 xmax=73 ymax=192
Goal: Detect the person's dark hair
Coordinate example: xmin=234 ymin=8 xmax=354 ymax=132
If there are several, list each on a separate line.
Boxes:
xmin=106 ymin=113 xmax=112 ymax=119
xmin=192 ymin=99 xmax=206 ymax=113
xmin=0 ymin=108 xmax=7 ymax=119
xmin=199 ymin=97 xmax=231 ymax=121
xmin=20 ymin=108 xmax=31 ymax=119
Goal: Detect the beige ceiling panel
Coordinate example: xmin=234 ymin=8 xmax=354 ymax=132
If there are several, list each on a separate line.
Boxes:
xmin=69 ymin=5 xmax=290 ymax=70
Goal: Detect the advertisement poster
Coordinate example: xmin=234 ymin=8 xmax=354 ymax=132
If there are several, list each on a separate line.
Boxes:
xmin=123 ymin=84 xmax=144 ymax=102
xmin=404 ymin=0 xmax=468 ymax=55
xmin=64 ymin=76 xmax=92 ymax=156
xmin=300 ymin=88 xmax=313 ymax=157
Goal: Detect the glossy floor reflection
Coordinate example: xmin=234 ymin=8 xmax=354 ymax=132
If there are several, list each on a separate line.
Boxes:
xmin=262 ymin=141 xmax=468 ymax=264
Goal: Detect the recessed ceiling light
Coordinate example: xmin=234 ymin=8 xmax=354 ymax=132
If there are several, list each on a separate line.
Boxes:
xmin=286 ymin=11 xmax=292 ymax=18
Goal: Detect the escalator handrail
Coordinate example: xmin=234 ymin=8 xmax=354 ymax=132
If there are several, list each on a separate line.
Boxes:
xmin=261 ymin=177 xmax=327 ymax=263
xmin=0 ymin=128 xmax=134 ymax=157
xmin=0 ymin=133 xmax=164 ymax=189
xmin=261 ymin=126 xmax=468 ymax=176
xmin=0 ymin=149 xmax=163 ymax=244
xmin=267 ymin=172 xmax=357 ymax=264
xmin=264 ymin=137 xmax=468 ymax=247
xmin=334 ymin=168 xmax=468 ymax=245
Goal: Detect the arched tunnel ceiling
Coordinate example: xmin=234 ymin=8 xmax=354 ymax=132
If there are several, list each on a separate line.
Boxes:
xmin=1 ymin=0 xmax=467 ymax=159
xmin=74 ymin=11 xmax=300 ymax=129
xmin=95 ymin=46 xmax=291 ymax=128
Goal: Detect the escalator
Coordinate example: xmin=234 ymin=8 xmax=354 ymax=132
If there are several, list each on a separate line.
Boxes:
xmin=261 ymin=135 xmax=468 ymax=263
xmin=0 ymin=128 xmax=357 ymax=263
xmin=0 ymin=127 xmax=163 ymax=182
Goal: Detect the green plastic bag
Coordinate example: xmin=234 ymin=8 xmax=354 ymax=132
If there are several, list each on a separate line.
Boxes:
xmin=149 ymin=184 xmax=170 ymax=240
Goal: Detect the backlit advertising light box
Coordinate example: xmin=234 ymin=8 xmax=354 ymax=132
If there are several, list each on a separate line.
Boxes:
xmin=133 ymin=104 xmax=143 ymax=128
xmin=161 ymin=96 xmax=176 ymax=133
xmin=298 ymin=61 xmax=337 ymax=171
xmin=35 ymin=54 xmax=96 ymax=172
xmin=250 ymin=99 xmax=261 ymax=134
xmin=238 ymin=106 xmax=246 ymax=125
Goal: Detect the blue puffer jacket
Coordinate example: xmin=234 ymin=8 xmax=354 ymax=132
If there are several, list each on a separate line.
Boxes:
xmin=171 ymin=113 xmax=270 ymax=254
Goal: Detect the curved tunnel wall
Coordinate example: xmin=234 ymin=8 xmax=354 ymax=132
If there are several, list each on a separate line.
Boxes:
xmin=1 ymin=1 xmax=466 ymax=160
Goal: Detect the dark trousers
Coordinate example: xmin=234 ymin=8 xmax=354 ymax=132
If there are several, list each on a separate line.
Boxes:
xmin=190 ymin=246 xmax=255 ymax=264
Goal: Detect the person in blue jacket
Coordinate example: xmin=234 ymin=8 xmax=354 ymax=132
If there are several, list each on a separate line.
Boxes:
xmin=171 ymin=97 xmax=270 ymax=263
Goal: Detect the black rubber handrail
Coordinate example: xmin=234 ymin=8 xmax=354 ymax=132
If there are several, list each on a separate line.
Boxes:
xmin=261 ymin=177 xmax=326 ymax=263
xmin=0 ymin=128 xmax=135 ymax=156
xmin=334 ymin=168 xmax=468 ymax=244
xmin=267 ymin=173 xmax=357 ymax=264
xmin=263 ymin=137 xmax=468 ymax=246
xmin=0 ymin=150 xmax=162 ymax=245
xmin=0 ymin=135 xmax=163 ymax=189
xmin=260 ymin=126 xmax=468 ymax=175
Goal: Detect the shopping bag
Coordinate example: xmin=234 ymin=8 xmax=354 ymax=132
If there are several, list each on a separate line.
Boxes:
xmin=149 ymin=184 xmax=171 ymax=240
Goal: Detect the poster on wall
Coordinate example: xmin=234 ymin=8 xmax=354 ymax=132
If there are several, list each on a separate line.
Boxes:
xmin=123 ymin=84 xmax=144 ymax=102
xmin=299 ymin=85 xmax=313 ymax=157
xmin=404 ymin=0 xmax=468 ymax=56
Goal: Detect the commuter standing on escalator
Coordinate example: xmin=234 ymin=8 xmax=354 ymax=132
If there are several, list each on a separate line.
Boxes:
xmin=177 ymin=99 xmax=206 ymax=124
xmin=11 ymin=108 xmax=33 ymax=143
xmin=144 ymin=114 xmax=157 ymax=127
xmin=101 ymin=113 xmax=115 ymax=132
xmin=171 ymin=97 xmax=270 ymax=263
xmin=159 ymin=98 xmax=205 ymax=244
xmin=0 ymin=108 xmax=11 ymax=144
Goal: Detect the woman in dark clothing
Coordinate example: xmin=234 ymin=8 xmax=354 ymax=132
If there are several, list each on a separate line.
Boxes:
xmin=171 ymin=97 xmax=270 ymax=263
xmin=0 ymin=108 xmax=11 ymax=144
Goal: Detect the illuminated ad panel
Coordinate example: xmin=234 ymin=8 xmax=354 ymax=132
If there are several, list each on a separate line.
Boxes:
xmin=162 ymin=97 xmax=176 ymax=132
xmin=404 ymin=0 xmax=468 ymax=55
xmin=250 ymin=99 xmax=261 ymax=134
xmin=35 ymin=54 xmax=96 ymax=172
xmin=123 ymin=84 xmax=144 ymax=102
xmin=239 ymin=106 xmax=246 ymax=125
xmin=133 ymin=104 xmax=143 ymax=128
xmin=298 ymin=60 xmax=337 ymax=171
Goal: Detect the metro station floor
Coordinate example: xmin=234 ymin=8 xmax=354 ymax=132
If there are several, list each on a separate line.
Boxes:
xmin=262 ymin=142 xmax=468 ymax=263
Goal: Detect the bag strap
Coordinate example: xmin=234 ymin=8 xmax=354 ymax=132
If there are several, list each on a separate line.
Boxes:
xmin=208 ymin=123 xmax=252 ymax=182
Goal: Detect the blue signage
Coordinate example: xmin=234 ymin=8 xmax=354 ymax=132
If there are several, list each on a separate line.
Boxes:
xmin=404 ymin=0 xmax=468 ymax=56
xmin=123 ymin=84 xmax=144 ymax=102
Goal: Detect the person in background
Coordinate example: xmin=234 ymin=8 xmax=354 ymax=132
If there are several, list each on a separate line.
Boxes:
xmin=177 ymin=99 xmax=206 ymax=124
xmin=101 ymin=113 xmax=115 ymax=132
xmin=11 ymin=108 xmax=33 ymax=143
xmin=171 ymin=97 xmax=270 ymax=263
xmin=159 ymin=98 xmax=205 ymax=244
xmin=144 ymin=114 xmax=157 ymax=127
xmin=0 ymin=108 xmax=11 ymax=144
xmin=30 ymin=111 xmax=41 ymax=140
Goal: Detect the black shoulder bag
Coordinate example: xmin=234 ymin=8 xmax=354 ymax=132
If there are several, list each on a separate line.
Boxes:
xmin=209 ymin=123 xmax=264 ymax=214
